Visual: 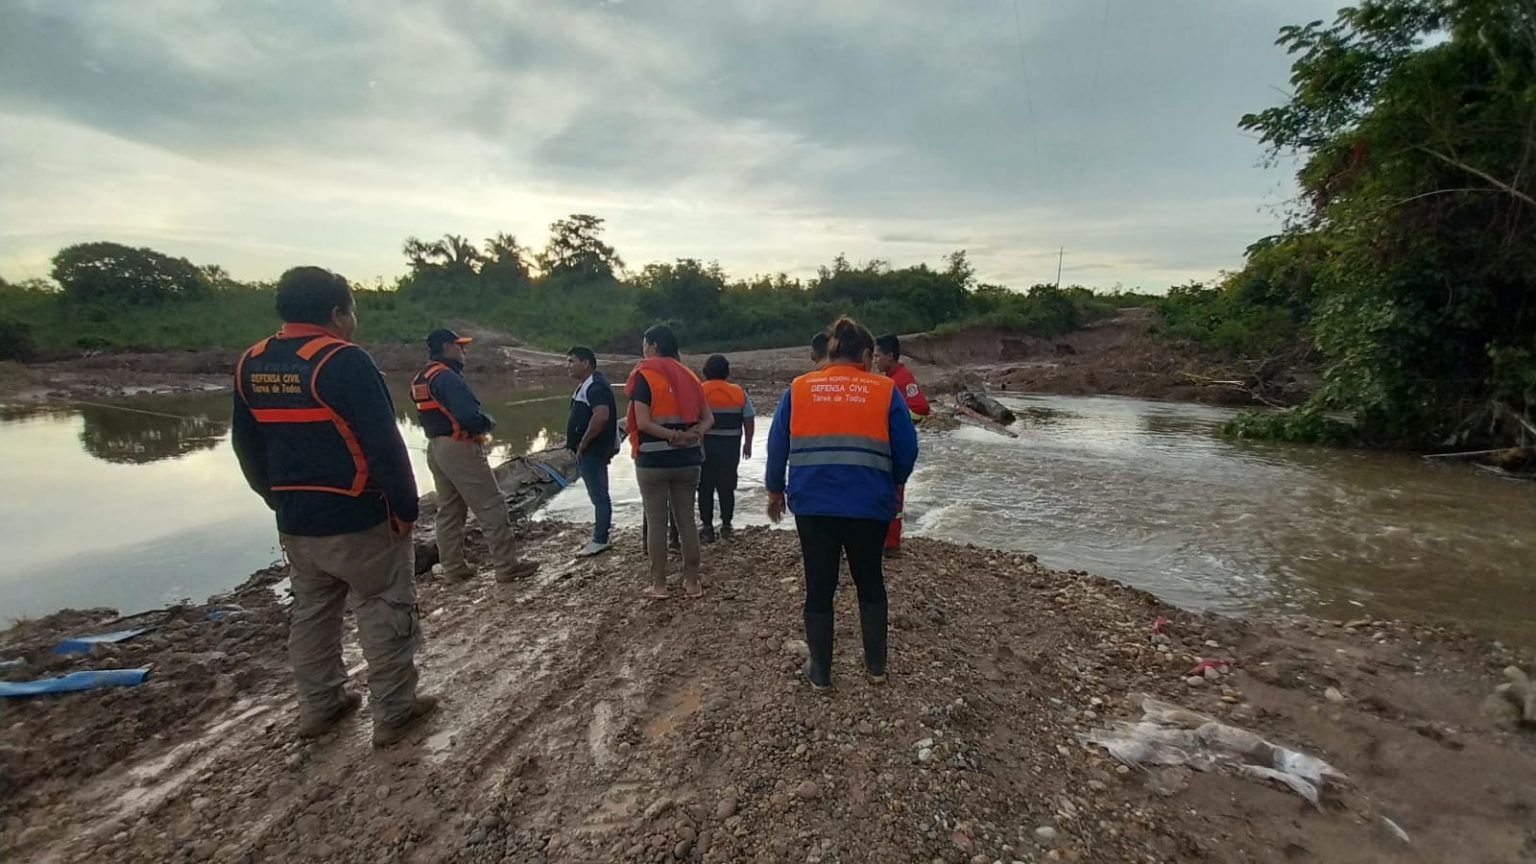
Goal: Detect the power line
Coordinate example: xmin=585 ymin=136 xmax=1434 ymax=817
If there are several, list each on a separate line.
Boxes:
xmin=1087 ymin=0 xmax=1111 ymax=133
xmin=1009 ymin=0 xmax=1042 ymax=170
xmin=58 ymin=398 xmax=200 ymax=422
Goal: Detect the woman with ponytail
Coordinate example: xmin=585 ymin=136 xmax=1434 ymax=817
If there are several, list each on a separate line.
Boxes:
xmin=763 ymin=316 xmax=919 ymax=689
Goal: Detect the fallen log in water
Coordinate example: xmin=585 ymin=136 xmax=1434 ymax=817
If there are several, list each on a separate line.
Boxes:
xmin=412 ymin=445 xmax=579 ymax=573
xmin=958 ymin=391 xmax=1017 ymax=425
xmin=953 ymin=404 xmax=1021 ymax=438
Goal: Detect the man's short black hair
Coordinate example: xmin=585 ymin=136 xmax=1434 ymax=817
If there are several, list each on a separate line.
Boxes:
xmin=810 ymin=332 xmax=829 ymax=360
xmin=875 ymin=333 xmax=901 ymax=361
xmin=703 ymin=354 xmax=730 ymax=380
xmin=567 ymin=346 xmax=597 ymax=367
xmin=275 ymin=266 xmax=353 ymax=325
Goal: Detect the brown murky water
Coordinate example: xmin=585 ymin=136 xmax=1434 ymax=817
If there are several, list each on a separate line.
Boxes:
xmin=4 ymin=389 xmax=1533 ymax=645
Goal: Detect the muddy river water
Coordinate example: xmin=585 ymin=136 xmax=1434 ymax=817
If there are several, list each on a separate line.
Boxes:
xmin=2 ymin=388 xmax=1532 ymax=645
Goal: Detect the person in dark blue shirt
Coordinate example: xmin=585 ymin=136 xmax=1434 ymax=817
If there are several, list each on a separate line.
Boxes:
xmin=232 ymin=266 xmax=435 ymax=746
xmin=566 ymin=346 xmax=619 ymax=557
xmin=411 ymin=329 xmax=538 ymax=583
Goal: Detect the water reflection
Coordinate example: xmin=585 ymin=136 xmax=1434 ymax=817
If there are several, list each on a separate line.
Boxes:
xmin=77 ymin=400 xmax=229 ymax=465
xmin=0 ymin=382 xmax=581 ymax=623
xmin=4 ymin=389 xmax=1533 ymax=647
xmin=2 ymin=384 xmax=577 ymax=469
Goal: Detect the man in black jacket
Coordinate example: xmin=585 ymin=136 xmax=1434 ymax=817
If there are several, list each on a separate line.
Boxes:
xmin=411 ymin=329 xmax=538 ymax=583
xmin=232 ymin=266 xmax=436 ymax=747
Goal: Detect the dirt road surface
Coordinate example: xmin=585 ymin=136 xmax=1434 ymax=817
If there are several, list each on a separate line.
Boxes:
xmin=4 ymin=525 xmax=1533 ymax=864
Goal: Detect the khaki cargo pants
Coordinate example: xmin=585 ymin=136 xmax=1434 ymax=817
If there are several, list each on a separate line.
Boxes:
xmin=281 ymin=522 xmax=420 ymax=728
xmin=637 ymin=465 xmax=701 ymax=589
xmin=427 ymin=437 xmax=522 ymax=580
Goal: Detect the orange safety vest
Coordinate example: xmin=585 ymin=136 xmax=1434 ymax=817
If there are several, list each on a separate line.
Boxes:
xmin=631 ymin=366 xmax=698 ymax=457
xmin=235 ymin=324 xmax=370 ymax=496
xmin=410 ymin=362 xmax=480 ymax=441
xmin=701 ymin=379 xmax=747 ymax=437
xmin=787 ymin=364 xmax=896 ymax=474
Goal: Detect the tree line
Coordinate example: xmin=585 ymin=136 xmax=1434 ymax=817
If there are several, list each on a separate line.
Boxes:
xmin=1145 ymin=0 xmax=1535 ymax=451
xmin=0 ymin=215 xmax=1148 ymax=360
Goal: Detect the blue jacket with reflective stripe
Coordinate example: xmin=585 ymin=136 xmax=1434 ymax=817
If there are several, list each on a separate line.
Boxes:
xmin=765 ymin=384 xmax=919 ymax=521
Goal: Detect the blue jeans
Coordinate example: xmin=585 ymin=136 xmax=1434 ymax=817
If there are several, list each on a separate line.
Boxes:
xmin=578 ymin=452 xmax=612 ymax=544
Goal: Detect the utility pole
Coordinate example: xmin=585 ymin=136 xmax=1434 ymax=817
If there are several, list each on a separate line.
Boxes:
xmin=1055 ymin=247 xmax=1065 ymax=287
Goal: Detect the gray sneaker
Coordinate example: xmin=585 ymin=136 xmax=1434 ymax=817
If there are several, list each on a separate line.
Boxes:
xmin=576 ymin=541 xmax=613 ymax=558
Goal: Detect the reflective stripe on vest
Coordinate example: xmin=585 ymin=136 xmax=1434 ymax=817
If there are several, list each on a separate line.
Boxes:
xmin=236 ymin=332 xmax=370 ymax=497
xmin=787 ymin=450 xmax=892 ymax=471
xmin=411 ymin=362 xmax=477 ymax=441
xmin=787 ymin=365 xmax=895 ymax=475
xmin=702 ymin=379 xmax=746 ymax=437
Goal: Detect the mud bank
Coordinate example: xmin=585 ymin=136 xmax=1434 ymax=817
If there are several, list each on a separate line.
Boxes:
xmin=0 ymin=337 xmax=576 ymax=406
xmin=0 ymin=311 xmax=1295 ymax=410
xmin=904 ymin=311 xmax=1320 ymax=408
xmin=4 ymin=525 xmax=1532 ymax=864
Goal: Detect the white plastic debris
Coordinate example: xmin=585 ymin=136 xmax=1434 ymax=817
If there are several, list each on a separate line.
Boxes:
xmin=1082 ymin=696 xmax=1346 ymax=807
xmin=1380 ymin=815 xmax=1411 ymax=845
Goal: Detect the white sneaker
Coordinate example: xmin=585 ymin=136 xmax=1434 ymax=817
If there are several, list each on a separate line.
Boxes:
xmin=576 ymin=541 xmax=612 ymax=558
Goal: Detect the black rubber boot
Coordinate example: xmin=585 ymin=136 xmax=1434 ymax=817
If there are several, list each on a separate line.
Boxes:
xmin=859 ymin=602 xmax=888 ymax=684
xmin=803 ymin=611 xmax=834 ymax=690
xmin=700 ymin=525 xmax=717 ymax=545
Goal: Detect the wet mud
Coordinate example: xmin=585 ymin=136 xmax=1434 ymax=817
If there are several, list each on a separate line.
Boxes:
xmin=4 ymin=525 xmax=1533 ymax=864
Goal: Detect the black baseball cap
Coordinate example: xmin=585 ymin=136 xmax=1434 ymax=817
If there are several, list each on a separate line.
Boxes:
xmin=427 ymin=328 xmax=473 ymax=354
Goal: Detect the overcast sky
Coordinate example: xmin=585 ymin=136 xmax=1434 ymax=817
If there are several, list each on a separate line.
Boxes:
xmin=0 ymin=0 xmax=1340 ymax=291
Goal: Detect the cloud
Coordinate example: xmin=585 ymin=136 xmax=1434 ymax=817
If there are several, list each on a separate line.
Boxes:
xmin=0 ymin=0 xmax=1337 ymax=290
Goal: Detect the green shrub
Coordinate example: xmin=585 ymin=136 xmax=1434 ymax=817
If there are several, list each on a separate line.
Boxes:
xmin=1224 ymin=406 xmax=1356 ymax=445
xmin=0 ymin=316 xmax=35 ymax=360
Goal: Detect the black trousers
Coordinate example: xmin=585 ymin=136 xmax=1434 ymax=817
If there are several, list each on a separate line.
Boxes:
xmin=795 ymin=515 xmax=888 ymax=614
xmin=698 ymin=437 xmax=741 ymax=528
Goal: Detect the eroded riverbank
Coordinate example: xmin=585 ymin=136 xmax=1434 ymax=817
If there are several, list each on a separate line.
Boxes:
xmin=0 ymin=311 xmax=1298 ymax=411
xmin=3 ymin=525 xmax=1533 ymax=864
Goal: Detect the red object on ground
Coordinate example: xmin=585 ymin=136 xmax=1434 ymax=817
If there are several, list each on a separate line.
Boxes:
xmin=1187 ymin=658 xmax=1234 ymax=677
xmin=1151 ymin=616 xmax=1168 ymax=635
xmin=885 ymin=485 xmax=905 ymax=550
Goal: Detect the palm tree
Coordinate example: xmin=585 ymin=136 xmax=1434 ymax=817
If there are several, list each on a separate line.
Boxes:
xmin=484 ymin=232 xmax=526 ymax=264
xmin=436 ymin=234 xmax=483 ymax=272
xmin=402 ymin=237 xmax=437 ymax=271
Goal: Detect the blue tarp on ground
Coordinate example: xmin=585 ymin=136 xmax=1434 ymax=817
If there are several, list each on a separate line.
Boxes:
xmin=0 ymin=668 xmax=151 ymax=698
xmin=52 ymin=628 xmax=154 ymax=656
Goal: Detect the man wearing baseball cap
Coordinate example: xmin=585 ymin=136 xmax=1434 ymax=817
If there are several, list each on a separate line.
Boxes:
xmin=410 ymin=328 xmax=538 ymax=583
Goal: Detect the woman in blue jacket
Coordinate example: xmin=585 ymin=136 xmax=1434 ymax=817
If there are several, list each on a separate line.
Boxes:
xmin=765 ymin=316 xmax=919 ymax=689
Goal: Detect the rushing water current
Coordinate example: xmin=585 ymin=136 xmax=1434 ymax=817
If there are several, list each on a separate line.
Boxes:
xmin=3 ymin=389 xmax=1532 ymax=646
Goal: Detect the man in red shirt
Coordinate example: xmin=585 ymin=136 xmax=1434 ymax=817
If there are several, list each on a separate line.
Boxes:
xmin=873 ymin=334 xmax=929 ymax=555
